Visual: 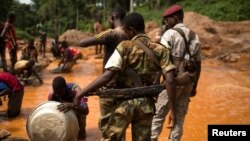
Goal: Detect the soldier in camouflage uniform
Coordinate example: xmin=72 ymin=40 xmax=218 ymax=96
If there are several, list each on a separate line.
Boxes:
xmin=151 ymin=5 xmax=202 ymax=141
xmin=74 ymin=12 xmax=176 ymax=141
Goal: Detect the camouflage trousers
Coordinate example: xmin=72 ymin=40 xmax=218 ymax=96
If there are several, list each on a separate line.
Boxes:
xmin=99 ymin=98 xmax=116 ymax=132
xmin=101 ymin=97 xmax=155 ymax=141
xmin=151 ymin=84 xmax=193 ymax=141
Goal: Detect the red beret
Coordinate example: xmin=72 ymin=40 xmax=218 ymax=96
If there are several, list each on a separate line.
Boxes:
xmin=163 ymin=4 xmax=183 ymax=17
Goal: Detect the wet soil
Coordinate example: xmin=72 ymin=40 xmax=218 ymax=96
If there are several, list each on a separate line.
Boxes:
xmin=1 ymin=46 xmax=250 ymax=141
xmin=1 ymin=11 xmax=250 ymax=141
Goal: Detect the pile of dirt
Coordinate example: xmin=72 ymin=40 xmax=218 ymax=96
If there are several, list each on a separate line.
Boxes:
xmin=59 ymin=29 xmax=94 ymax=46
xmin=184 ymin=12 xmax=250 ymax=57
xmin=59 ymin=12 xmax=250 ymax=71
xmin=145 ymin=21 xmax=159 ymax=34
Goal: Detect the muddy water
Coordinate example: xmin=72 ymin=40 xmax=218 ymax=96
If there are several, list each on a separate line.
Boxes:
xmin=156 ymin=59 xmax=250 ymax=141
xmin=1 ymin=47 xmax=250 ymax=141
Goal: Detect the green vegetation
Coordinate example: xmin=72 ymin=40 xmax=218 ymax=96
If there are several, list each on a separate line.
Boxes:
xmin=136 ymin=0 xmax=250 ymax=24
xmin=179 ymin=0 xmax=250 ymax=21
xmin=1 ymin=0 xmax=249 ymax=40
xmin=79 ymin=19 xmax=95 ymax=33
xmin=134 ymin=3 xmax=163 ymax=24
xmin=16 ymin=28 xmax=33 ymax=40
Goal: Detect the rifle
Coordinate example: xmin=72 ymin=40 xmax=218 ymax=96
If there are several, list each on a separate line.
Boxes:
xmin=87 ymin=84 xmax=166 ymax=98
xmin=87 ymin=72 xmax=196 ymax=98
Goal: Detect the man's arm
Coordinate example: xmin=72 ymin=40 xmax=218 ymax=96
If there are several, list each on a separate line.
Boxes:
xmin=190 ymin=60 xmax=201 ymax=97
xmin=60 ymin=59 xmax=67 ymax=70
xmin=73 ymin=70 xmax=116 ymax=106
xmin=0 ymin=89 xmax=11 ymax=97
xmin=58 ymin=49 xmax=68 ymax=67
xmin=58 ymin=57 xmax=64 ymax=67
xmin=164 ymin=69 xmax=176 ymax=128
xmin=30 ymin=50 xmax=38 ymax=62
xmin=0 ymin=82 xmax=11 ymax=96
xmin=79 ymin=37 xmax=102 ymax=47
xmin=21 ymin=48 xmax=28 ymax=60
xmin=58 ymin=84 xmax=89 ymax=114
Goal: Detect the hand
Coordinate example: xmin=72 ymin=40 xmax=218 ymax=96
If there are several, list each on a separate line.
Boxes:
xmin=167 ymin=111 xmax=175 ymax=129
xmin=73 ymin=94 xmax=80 ymax=108
xmin=57 ymin=102 xmax=74 ymax=113
xmin=190 ymin=88 xmax=197 ymax=97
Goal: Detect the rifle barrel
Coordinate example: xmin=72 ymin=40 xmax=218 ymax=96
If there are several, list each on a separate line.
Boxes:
xmin=87 ymin=84 xmax=165 ymax=98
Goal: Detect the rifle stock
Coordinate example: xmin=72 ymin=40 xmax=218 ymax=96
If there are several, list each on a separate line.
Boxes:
xmin=87 ymin=84 xmax=165 ymax=98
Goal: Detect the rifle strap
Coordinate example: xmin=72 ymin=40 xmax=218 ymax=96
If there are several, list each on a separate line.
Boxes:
xmin=135 ymin=39 xmax=163 ymax=84
xmin=173 ymin=28 xmax=195 ymax=58
xmin=125 ymin=67 xmax=143 ymax=87
xmin=135 ymin=39 xmax=161 ymax=69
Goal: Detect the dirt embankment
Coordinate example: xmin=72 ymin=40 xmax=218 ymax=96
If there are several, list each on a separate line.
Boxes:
xmin=59 ymin=30 xmax=94 ymax=46
xmin=147 ymin=12 xmax=250 ymax=71
xmin=62 ymin=12 xmax=250 ymax=72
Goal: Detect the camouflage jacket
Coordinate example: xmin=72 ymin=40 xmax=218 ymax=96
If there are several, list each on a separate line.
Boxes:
xmin=105 ymin=34 xmax=176 ymax=88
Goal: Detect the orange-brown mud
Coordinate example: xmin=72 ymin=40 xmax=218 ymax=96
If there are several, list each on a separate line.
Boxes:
xmin=0 ymin=47 xmax=103 ymax=141
xmin=1 ymin=47 xmax=249 ymax=141
xmin=1 ymin=12 xmax=250 ymax=141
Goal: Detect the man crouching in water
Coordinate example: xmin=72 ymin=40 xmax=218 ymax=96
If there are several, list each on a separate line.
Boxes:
xmin=48 ymin=76 xmax=89 ymax=139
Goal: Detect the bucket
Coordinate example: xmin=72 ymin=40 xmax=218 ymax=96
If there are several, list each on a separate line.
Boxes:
xmin=26 ymin=101 xmax=79 ymax=141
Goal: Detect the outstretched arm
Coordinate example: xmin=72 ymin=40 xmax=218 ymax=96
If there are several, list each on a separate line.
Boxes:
xmin=58 ymin=50 xmax=67 ymax=67
xmin=79 ymin=37 xmax=102 ymax=47
xmin=73 ymin=70 xmax=116 ymax=106
xmin=58 ymin=58 xmax=64 ymax=67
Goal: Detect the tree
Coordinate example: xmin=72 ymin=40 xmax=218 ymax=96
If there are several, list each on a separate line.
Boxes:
xmin=130 ymin=0 xmax=134 ymax=12
xmin=0 ymin=0 xmax=14 ymax=21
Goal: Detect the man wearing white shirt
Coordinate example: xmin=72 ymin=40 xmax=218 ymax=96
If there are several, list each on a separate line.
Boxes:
xmin=151 ymin=4 xmax=202 ymax=141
